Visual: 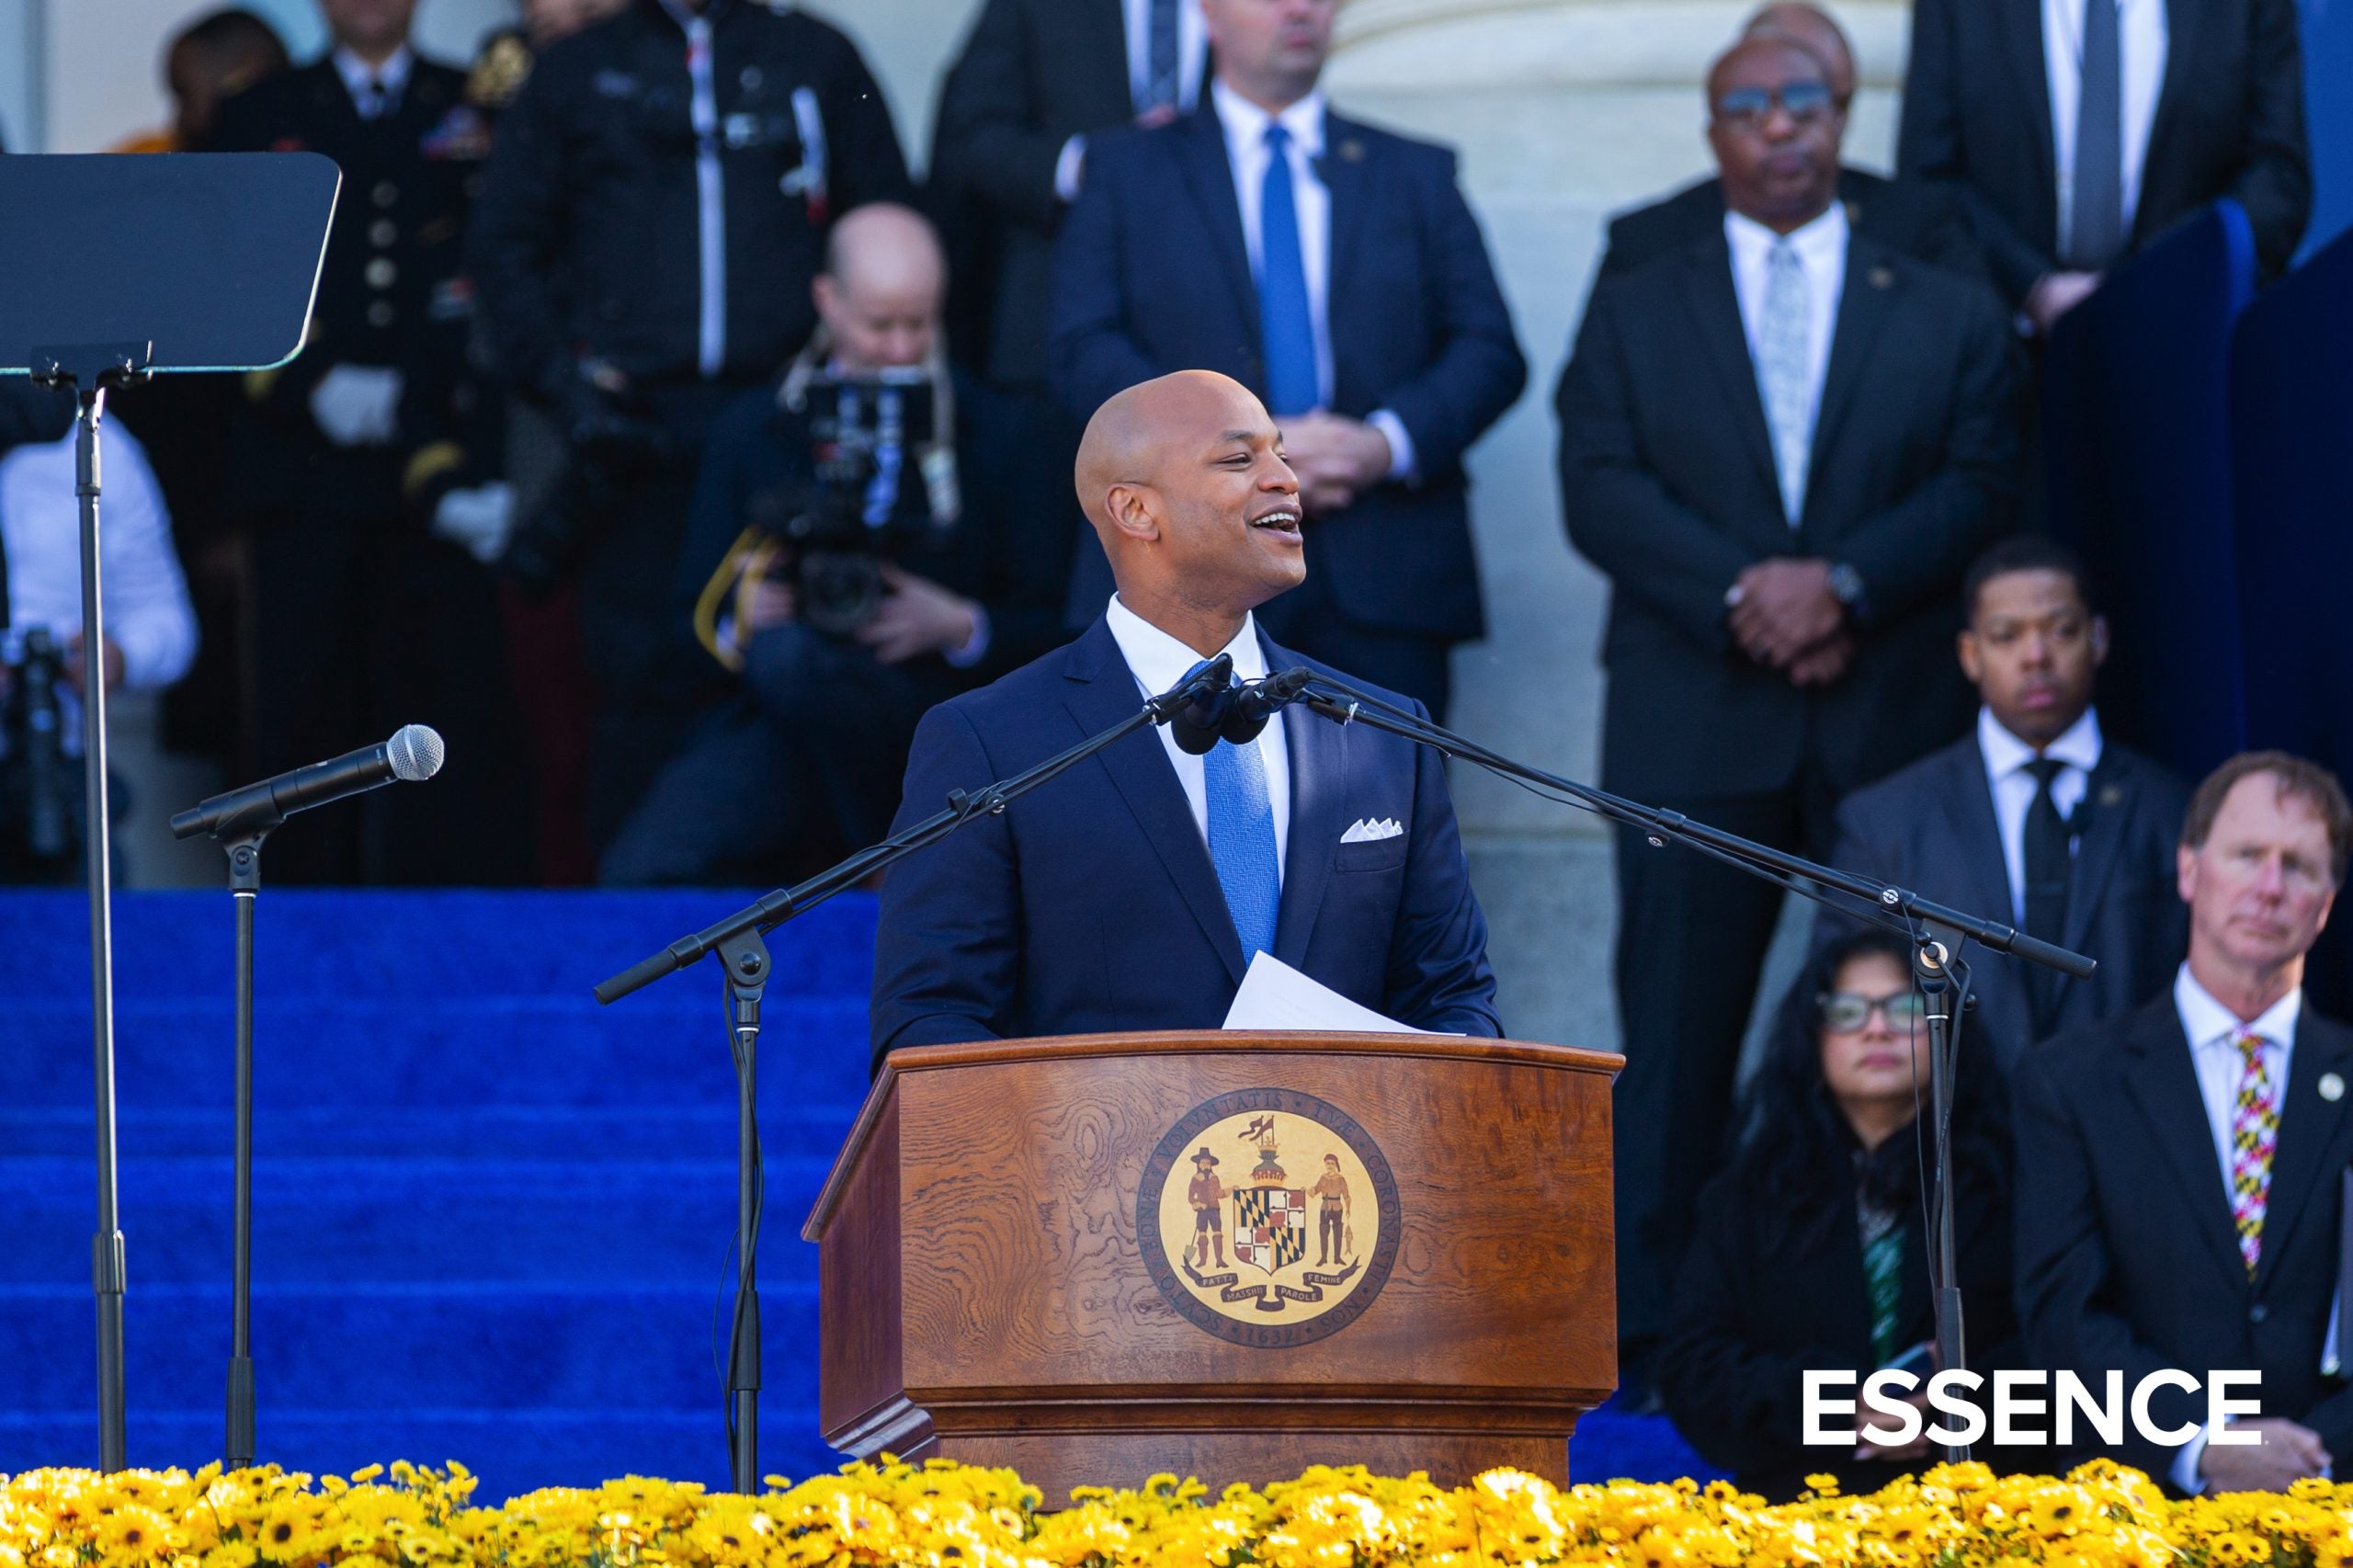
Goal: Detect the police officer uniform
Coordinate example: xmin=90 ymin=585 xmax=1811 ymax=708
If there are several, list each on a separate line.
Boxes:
xmin=212 ymin=48 xmax=532 ymax=886
xmin=467 ymin=0 xmax=912 ymax=846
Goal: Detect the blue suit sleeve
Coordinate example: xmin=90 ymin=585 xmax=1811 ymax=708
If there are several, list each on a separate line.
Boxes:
xmin=1370 ymin=153 xmax=1528 ymax=479
xmin=869 ymin=701 xmax=1019 ymax=1065
xmin=1046 ymin=140 xmax=1168 ymax=426
xmin=1382 ymin=702 xmax=1502 ymax=1037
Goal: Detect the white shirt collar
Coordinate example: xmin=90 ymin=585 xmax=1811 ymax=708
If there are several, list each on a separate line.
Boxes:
xmin=1104 ymin=593 xmax=1267 ymax=698
xmin=1211 ymin=77 xmax=1325 ymax=161
xmin=1724 ymin=199 xmax=1848 ymax=269
xmin=2176 ymin=960 xmax=2303 ymax=1052
xmin=333 ymin=44 xmax=414 ymax=108
xmin=1977 ymin=704 xmax=2105 ymax=781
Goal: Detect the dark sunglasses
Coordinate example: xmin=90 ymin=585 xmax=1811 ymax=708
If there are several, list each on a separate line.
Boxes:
xmin=1816 ymin=990 xmax=1926 ymax=1033
xmin=1714 ymin=81 xmax=1836 ymax=128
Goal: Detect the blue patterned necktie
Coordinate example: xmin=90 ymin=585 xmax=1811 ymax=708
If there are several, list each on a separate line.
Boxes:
xmin=1142 ymin=0 xmax=1180 ymax=114
xmin=1756 ymin=239 xmax=1813 ymax=526
xmin=1256 ymin=122 xmax=1320 ymax=416
xmin=1197 ymin=671 xmax=1281 ymax=961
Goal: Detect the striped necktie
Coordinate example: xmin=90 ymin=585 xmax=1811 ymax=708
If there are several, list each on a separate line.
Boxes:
xmin=1756 ymin=240 xmax=1813 ymax=526
xmin=2230 ymin=1028 xmax=2279 ymax=1276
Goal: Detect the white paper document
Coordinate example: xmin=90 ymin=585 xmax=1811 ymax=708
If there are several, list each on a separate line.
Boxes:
xmin=1221 ymin=951 xmax=1459 ymax=1034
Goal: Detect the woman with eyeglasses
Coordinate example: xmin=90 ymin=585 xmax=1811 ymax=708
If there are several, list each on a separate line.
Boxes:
xmin=1655 ymin=927 xmax=2031 ymax=1500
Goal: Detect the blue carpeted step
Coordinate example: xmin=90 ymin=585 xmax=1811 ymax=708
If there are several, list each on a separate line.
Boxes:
xmin=1 ymin=1283 xmax=822 ymax=1411
xmin=0 ymin=1103 xmax=867 ymax=1159
xmin=1 ymin=1156 xmax=838 ymax=1284
xmin=5 ymin=996 xmax=873 ymax=1109
xmin=0 ymin=1409 xmax=845 ymax=1503
xmin=0 ymin=891 xmax=880 ymax=1004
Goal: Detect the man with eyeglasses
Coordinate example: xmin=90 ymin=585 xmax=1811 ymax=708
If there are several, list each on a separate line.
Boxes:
xmin=1555 ymin=30 xmax=2021 ymax=1389
xmin=1597 ymin=4 xmax=1984 ymax=288
xmin=1824 ymin=534 xmax=2188 ymax=1068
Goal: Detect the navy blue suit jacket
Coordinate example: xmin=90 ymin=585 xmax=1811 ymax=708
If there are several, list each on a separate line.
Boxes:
xmin=1046 ymin=108 xmax=1526 ymax=642
xmin=869 ymin=617 xmax=1503 ymax=1063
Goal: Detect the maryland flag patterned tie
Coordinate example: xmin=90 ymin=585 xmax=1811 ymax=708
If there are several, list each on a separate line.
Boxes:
xmin=2230 ymin=1028 xmax=2279 ymax=1275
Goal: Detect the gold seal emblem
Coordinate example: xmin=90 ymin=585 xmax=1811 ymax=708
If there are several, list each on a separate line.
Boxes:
xmin=1138 ymin=1088 xmax=1399 ymax=1347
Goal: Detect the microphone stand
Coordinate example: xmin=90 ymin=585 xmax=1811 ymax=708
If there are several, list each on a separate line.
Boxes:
xmin=595 ymin=655 xmax=1236 ymax=1492
xmin=1267 ymin=668 xmax=2088 ymax=1421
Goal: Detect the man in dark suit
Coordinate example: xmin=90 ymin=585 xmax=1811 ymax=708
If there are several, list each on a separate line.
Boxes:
xmin=931 ymin=0 xmax=1208 ymax=389
xmin=1046 ymin=0 xmax=1526 ymax=721
xmin=1826 ymin=535 xmax=2188 ymax=1066
xmin=211 ymin=0 xmax=531 ymax=884
xmin=2016 ymin=753 xmax=2353 ymax=1492
xmin=870 ymin=370 xmax=1500 ymax=1065
xmin=1556 ymin=31 xmax=2020 ymax=1373
xmin=1597 ymin=4 xmax=1984 ymax=286
xmin=1899 ymin=0 xmax=2310 ymax=332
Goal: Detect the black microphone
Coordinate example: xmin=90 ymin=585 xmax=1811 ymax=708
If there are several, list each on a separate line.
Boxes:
xmin=1232 ymin=666 xmax=1313 ymax=728
xmin=1168 ymin=665 xmax=1313 ymax=754
xmin=1161 ymin=654 xmax=1238 ymax=755
xmin=172 ymin=725 xmax=445 ymax=840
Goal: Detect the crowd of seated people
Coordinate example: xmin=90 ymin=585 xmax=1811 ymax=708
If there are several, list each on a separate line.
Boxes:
xmin=3 ymin=0 xmax=2341 ymax=1498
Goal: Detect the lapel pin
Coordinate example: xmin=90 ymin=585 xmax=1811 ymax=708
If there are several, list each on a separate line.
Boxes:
xmin=1338 ymin=138 xmax=1366 ymax=163
xmin=2321 ymin=1073 xmax=2345 ymax=1102
xmin=2100 ymin=783 xmax=2125 ymax=808
xmin=1867 ymin=265 xmax=1894 ymax=290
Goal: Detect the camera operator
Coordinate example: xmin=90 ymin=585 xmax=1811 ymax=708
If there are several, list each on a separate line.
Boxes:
xmin=467 ymin=0 xmax=912 ymax=850
xmin=599 ymin=202 xmax=1077 ymax=885
xmin=0 ymin=406 xmax=198 ymax=883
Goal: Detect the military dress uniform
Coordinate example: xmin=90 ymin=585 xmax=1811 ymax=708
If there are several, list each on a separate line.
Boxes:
xmin=212 ymin=51 xmax=532 ymax=885
xmin=467 ymin=0 xmax=911 ymax=846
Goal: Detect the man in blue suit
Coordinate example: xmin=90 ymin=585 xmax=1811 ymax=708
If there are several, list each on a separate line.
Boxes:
xmin=869 ymin=370 xmax=1501 ymax=1064
xmin=1045 ymin=0 xmax=1527 ymax=722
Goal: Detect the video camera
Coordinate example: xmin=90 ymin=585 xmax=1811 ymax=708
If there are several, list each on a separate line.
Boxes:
xmin=3 ymin=627 xmax=74 ymax=867
xmin=753 ymin=365 xmax=958 ymax=637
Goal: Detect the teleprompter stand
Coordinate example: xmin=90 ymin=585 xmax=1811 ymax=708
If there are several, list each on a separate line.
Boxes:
xmin=0 ymin=153 xmax=339 ymax=1471
xmin=595 ymin=656 xmax=1237 ymax=1492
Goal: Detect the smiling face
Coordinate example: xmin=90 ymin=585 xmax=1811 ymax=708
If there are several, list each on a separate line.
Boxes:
xmin=1079 ymin=371 xmax=1306 ymax=635
xmin=1960 ymin=567 xmax=2107 ymax=748
xmin=1707 ymin=37 xmax=1843 ymax=232
xmin=1817 ymin=949 xmax=1926 ymax=1112
xmin=2179 ymin=772 xmax=2339 ymax=985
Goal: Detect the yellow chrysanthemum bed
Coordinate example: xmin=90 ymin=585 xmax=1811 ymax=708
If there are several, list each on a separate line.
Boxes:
xmin=6 ymin=1455 xmax=2353 ymax=1568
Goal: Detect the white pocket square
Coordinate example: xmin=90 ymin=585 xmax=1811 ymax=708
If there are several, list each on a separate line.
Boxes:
xmin=1340 ymin=817 xmax=1404 ymax=844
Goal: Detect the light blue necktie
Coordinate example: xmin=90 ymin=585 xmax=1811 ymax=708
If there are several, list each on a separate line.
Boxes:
xmin=1256 ymin=122 xmax=1320 ymax=416
xmin=1198 ymin=673 xmax=1281 ymax=961
xmin=1756 ymin=240 xmax=1813 ymax=526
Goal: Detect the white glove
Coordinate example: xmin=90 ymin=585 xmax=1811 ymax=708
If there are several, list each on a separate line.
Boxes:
xmin=308 ymin=364 xmax=404 ymax=447
xmin=432 ymin=483 xmax=516 ymax=564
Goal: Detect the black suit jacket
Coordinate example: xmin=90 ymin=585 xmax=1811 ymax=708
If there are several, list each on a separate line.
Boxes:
xmin=1660 ymin=1149 xmax=2023 ymax=1500
xmin=1597 ymin=167 xmax=1989 ymax=289
xmin=2015 ymin=995 xmax=2353 ymax=1483
xmin=1049 ymin=107 xmax=1526 ymax=643
xmin=1898 ymin=0 xmax=2311 ymax=301
xmin=1828 ymin=730 xmax=2189 ymax=1065
xmin=1556 ymin=230 xmax=2021 ymax=801
xmin=931 ymin=0 xmax=1182 ymax=385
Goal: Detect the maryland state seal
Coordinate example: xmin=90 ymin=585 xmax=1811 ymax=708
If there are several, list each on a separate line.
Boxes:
xmin=1138 ymin=1088 xmax=1401 ymax=1347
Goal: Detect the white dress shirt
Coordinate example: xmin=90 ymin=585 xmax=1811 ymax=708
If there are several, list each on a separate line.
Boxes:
xmin=1209 ymin=79 xmax=1416 ymax=480
xmin=2043 ymin=0 xmax=2168 ymax=260
xmin=332 ymin=44 xmax=415 ymax=119
xmin=2169 ymin=961 xmax=2304 ymax=1493
xmin=1724 ymin=202 xmax=1847 ymax=521
xmin=1978 ymin=705 xmax=2104 ymax=926
xmin=1105 ymin=592 xmax=1290 ymax=881
xmin=0 ymin=425 xmax=199 ymax=757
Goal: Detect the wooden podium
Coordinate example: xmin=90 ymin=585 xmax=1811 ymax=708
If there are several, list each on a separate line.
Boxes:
xmin=802 ymin=1031 xmax=1620 ymax=1501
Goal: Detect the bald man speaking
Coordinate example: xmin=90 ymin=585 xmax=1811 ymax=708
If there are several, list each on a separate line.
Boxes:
xmin=869 ymin=371 xmax=1500 ymax=1061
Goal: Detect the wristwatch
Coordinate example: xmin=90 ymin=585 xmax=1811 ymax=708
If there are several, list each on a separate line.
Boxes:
xmin=1825 ymin=562 xmax=1867 ymax=614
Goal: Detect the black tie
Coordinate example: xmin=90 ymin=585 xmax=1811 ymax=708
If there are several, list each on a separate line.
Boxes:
xmin=2022 ymin=756 xmax=2074 ymax=1035
xmin=358 ymin=75 xmax=387 ymax=120
xmin=2069 ymin=0 xmax=2125 ymax=267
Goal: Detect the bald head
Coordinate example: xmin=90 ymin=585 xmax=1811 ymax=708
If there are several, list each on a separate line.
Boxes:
xmin=1743 ymin=2 xmax=1855 ymax=103
xmin=812 ymin=202 xmax=944 ymax=370
xmin=1074 ymin=371 xmax=1306 ymax=651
